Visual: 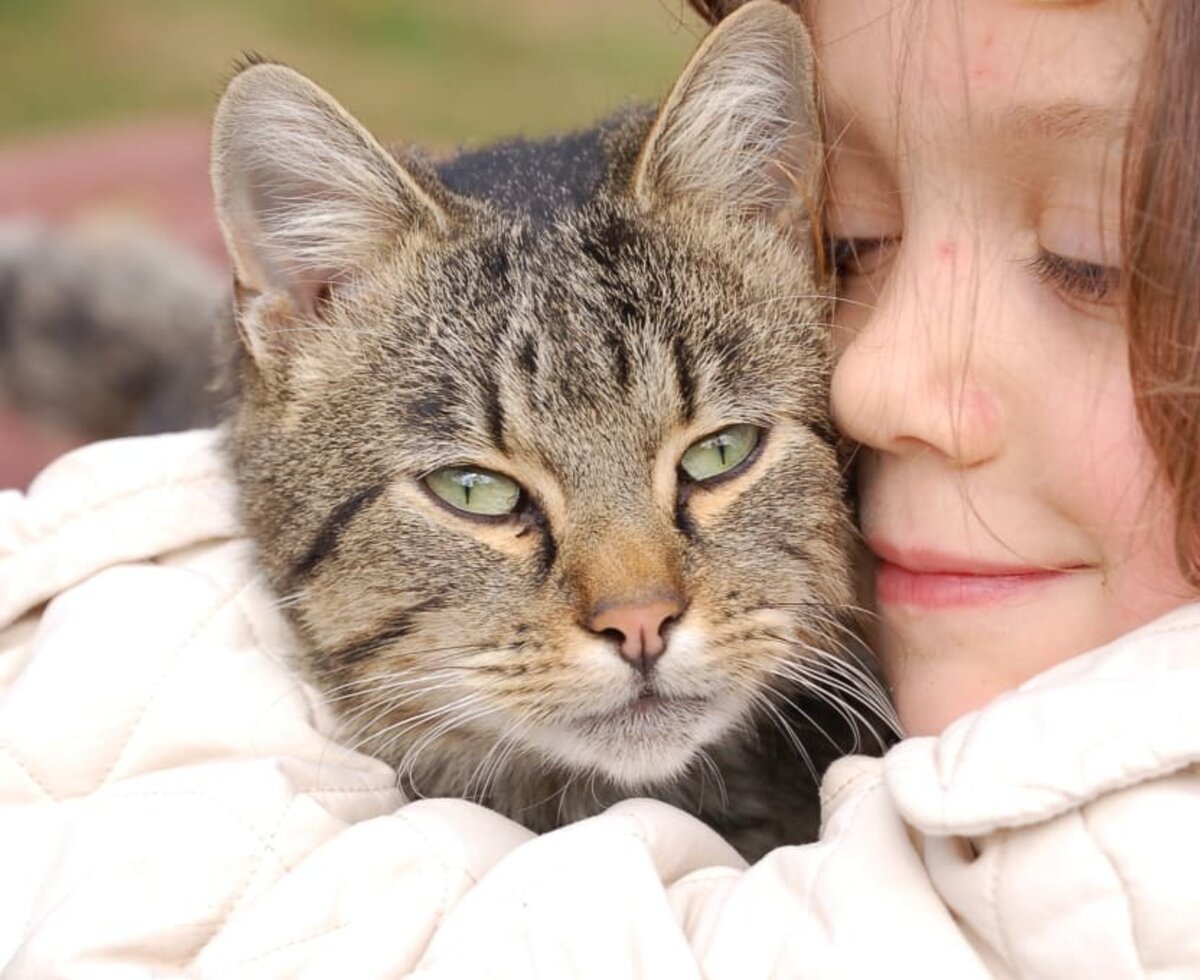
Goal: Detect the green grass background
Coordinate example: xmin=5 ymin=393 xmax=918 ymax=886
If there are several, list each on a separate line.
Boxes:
xmin=0 ymin=0 xmax=704 ymax=146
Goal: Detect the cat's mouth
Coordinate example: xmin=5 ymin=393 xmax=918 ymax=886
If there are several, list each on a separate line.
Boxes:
xmin=532 ymin=686 xmax=745 ymax=786
xmin=631 ymin=691 xmax=706 ymax=716
xmin=583 ymin=689 xmax=712 ymax=728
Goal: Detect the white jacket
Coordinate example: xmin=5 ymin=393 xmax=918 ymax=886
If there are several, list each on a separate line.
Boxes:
xmin=2 ymin=430 xmax=1199 ymax=978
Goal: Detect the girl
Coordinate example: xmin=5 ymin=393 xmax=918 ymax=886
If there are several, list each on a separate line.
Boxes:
xmin=399 ymin=0 xmax=1200 ymax=974
xmin=2 ymin=0 xmax=1197 ymax=975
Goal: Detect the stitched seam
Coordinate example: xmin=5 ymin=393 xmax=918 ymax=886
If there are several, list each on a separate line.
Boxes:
xmin=930 ymin=622 xmax=1200 ymax=790
xmin=989 ymin=829 xmax=1015 ymax=971
xmin=14 ymin=785 xmax=294 ymax=973
xmin=202 ymin=809 xmax=471 ymax=973
xmin=668 ymin=866 xmax=740 ymax=894
xmin=766 ymin=780 xmax=884 ymax=976
xmin=194 ymin=920 xmax=349 ymax=975
xmin=96 ymin=577 xmax=255 ymax=787
xmin=1078 ymin=803 xmax=1145 ymax=974
xmin=10 ymin=470 xmax=229 ymax=548
xmin=178 ymin=792 xmax=300 ymax=970
xmin=822 ymin=766 xmax=879 ymax=813
xmin=0 ymin=473 xmax=233 ymax=624
xmin=481 ymin=823 xmax=648 ymax=909
xmin=392 ymin=807 xmax=482 ymax=894
xmin=0 ymin=572 xmax=245 ymax=801
xmin=0 ymin=741 xmax=56 ymax=801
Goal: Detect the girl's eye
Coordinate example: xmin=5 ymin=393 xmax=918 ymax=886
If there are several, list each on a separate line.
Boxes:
xmin=425 ymin=466 xmax=522 ymax=517
xmin=1029 ymin=250 xmax=1122 ymax=305
xmin=827 ymin=236 xmax=898 ymax=279
xmin=680 ymin=424 xmax=761 ymax=483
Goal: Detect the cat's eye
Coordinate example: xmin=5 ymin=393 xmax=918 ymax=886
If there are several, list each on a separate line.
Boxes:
xmin=680 ymin=424 xmax=761 ymax=483
xmin=425 ymin=466 xmax=521 ymax=518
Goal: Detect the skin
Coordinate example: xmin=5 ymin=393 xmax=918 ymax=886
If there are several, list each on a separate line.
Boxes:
xmin=814 ymin=0 xmax=1198 ymax=735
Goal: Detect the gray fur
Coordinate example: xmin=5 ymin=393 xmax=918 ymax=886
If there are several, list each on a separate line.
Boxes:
xmin=432 ymin=116 xmax=639 ymax=223
xmin=0 ymin=221 xmax=225 ymax=438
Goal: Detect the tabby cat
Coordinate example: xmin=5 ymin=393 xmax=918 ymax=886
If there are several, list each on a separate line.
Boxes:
xmin=213 ymin=0 xmax=891 ymax=861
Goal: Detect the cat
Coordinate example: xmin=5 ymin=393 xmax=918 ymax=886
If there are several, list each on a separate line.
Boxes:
xmin=0 ymin=220 xmax=224 ymax=443
xmin=212 ymin=0 xmax=893 ymax=861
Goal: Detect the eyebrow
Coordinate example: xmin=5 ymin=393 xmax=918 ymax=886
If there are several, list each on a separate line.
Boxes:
xmin=987 ymin=100 xmax=1127 ymax=141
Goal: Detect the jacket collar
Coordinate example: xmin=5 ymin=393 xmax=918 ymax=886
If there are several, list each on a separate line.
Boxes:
xmin=0 ymin=429 xmax=237 ymax=630
xmin=883 ymin=602 xmax=1200 ymax=835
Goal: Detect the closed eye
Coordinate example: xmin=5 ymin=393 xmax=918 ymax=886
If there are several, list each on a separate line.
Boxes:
xmin=1027 ymin=249 xmax=1122 ymax=305
xmin=827 ymin=236 xmax=899 ymax=280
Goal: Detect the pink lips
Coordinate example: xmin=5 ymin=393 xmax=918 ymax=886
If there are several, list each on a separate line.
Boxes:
xmin=870 ymin=540 xmax=1078 ymax=609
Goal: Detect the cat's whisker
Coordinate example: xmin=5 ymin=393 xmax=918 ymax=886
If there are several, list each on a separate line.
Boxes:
xmin=272 ymin=590 xmax=308 ymax=610
xmin=552 ymin=767 xmax=585 ymax=826
xmin=693 ymin=747 xmax=730 ymax=809
xmin=776 ymin=599 xmax=879 ymax=626
xmin=763 ymin=668 xmax=869 ymax=756
xmin=769 ymin=649 xmax=889 ymax=724
xmin=766 ymin=645 xmax=901 ymax=745
xmin=754 ymin=695 xmax=821 ymax=785
xmin=332 ymin=679 xmax=475 ymax=738
xmin=466 ymin=715 xmax=530 ymax=802
xmin=346 ymin=691 xmax=489 ymax=758
xmin=320 ymin=668 xmax=468 ymax=703
xmin=767 ymin=670 xmax=871 ymax=763
xmin=792 ymin=642 xmax=898 ymax=724
xmin=477 ymin=733 xmax=523 ymax=804
xmin=316 ymin=644 xmax=524 ymax=709
xmin=399 ymin=701 xmax=504 ymax=797
xmin=396 ymin=700 xmax=497 ymax=767
xmin=741 ymin=622 xmax=896 ymax=734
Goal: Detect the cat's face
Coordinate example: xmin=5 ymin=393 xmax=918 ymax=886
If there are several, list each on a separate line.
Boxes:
xmin=215 ymin=2 xmax=852 ymax=789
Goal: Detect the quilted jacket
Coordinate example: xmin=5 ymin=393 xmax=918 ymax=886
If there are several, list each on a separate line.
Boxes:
xmin=2 ymin=430 xmax=1199 ymax=978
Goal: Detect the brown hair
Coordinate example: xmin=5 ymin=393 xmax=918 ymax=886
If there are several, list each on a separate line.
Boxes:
xmin=687 ymin=0 xmax=800 ymax=23
xmin=1124 ymin=0 xmax=1200 ymax=585
xmin=692 ymin=0 xmax=1200 ymax=587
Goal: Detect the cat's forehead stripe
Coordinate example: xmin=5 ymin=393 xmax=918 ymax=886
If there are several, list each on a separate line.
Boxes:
xmin=670 ymin=333 xmax=697 ymax=423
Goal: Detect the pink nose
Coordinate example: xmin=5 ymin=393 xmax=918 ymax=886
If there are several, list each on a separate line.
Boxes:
xmin=588 ymin=597 xmax=685 ymax=672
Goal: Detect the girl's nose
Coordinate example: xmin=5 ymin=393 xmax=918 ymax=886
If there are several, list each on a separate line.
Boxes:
xmin=830 ymin=244 xmax=1004 ymax=469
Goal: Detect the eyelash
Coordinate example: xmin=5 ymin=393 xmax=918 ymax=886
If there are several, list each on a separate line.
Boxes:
xmin=1027 ymin=251 xmax=1122 ymax=305
xmin=830 ymin=237 xmax=1122 ymax=306
xmin=827 ymin=237 xmax=895 ymax=278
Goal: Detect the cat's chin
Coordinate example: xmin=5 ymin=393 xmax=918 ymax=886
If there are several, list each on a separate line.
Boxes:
xmin=531 ymin=692 xmax=745 ymax=788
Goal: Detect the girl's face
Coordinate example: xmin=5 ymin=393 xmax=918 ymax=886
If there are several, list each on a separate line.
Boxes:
xmin=816 ymin=0 xmax=1196 ymax=734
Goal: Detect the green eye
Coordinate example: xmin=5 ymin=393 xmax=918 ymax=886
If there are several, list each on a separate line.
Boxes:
xmin=680 ymin=424 xmax=761 ymax=482
xmin=425 ymin=466 xmax=521 ymax=517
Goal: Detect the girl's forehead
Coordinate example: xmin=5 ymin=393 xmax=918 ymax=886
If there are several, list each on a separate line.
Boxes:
xmin=812 ymin=0 xmax=1149 ymax=151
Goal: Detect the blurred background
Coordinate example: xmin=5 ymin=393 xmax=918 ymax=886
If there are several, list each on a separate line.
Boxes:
xmin=0 ymin=0 xmax=703 ymax=487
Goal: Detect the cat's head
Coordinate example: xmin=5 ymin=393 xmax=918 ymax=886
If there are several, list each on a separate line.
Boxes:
xmin=213 ymin=1 xmax=853 ymax=789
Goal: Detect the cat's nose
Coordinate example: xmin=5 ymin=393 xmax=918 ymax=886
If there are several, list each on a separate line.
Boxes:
xmin=588 ymin=596 xmax=686 ymax=672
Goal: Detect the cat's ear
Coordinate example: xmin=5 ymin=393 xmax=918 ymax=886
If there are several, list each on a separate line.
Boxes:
xmin=632 ymin=0 xmax=820 ymax=231
xmin=212 ymin=62 xmax=448 ymax=356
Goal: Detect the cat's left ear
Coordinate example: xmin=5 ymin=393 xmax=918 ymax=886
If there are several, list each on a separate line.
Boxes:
xmin=632 ymin=0 xmax=820 ymax=232
xmin=211 ymin=61 xmax=450 ymax=360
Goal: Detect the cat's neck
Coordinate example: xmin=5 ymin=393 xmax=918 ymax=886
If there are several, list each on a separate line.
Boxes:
xmin=395 ymin=713 xmax=830 ymax=861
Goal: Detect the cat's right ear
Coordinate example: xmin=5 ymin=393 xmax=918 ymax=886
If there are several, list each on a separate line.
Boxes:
xmin=632 ymin=0 xmax=820 ymax=236
xmin=212 ymin=62 xmax=448 ymax=361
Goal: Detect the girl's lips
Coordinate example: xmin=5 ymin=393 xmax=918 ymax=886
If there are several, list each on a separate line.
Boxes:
xmin=869 ymin=541 xmax=1082 ymax=609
